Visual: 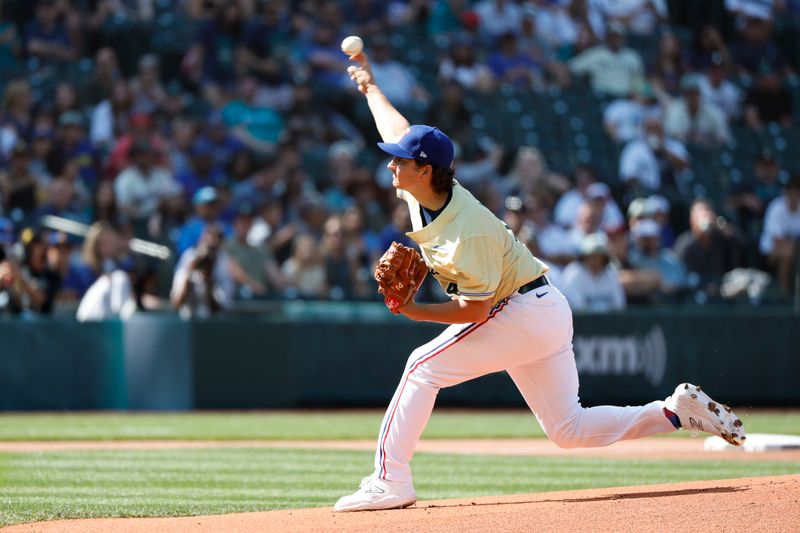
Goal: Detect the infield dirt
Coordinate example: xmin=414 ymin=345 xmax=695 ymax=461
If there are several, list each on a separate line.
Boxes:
xmin=3 ymin=474 xmax=798 ymax=532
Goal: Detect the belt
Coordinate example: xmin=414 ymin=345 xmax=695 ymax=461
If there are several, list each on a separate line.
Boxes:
xmin=517 ymin=276 xmax=549 ymax=295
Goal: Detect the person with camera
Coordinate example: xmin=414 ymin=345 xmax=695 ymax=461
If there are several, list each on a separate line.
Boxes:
xmin=170 ymin=222 xmax=234 ymax=319
xmin=0 ymin=227 xmax=61 ymax=317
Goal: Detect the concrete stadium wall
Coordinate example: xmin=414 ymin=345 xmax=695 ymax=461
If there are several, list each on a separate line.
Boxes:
xmin=0 ymin=305 xmax=798 ymax=410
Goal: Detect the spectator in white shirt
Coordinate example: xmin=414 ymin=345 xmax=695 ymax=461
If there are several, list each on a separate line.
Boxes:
xmin=619 ymin=115 xmax=690 ymax=194
xmin=759 ymin=175 xmax=800 ymax=292
xmin=114 ymin=138 xmax=180 ymax=227
xmin=603 ymin=80 xmax=661 ymax=143
xmin=474 ymin=0 xmax=522 ymax=42
xmin=569 ymin=22 xmax=644 ymax=97
xmin=698 ymin=54 xmax=742 ymax=122
xmin=596 ymin=0 xmax=667 ymax=36
xmin=664 ymin=76 xmax=731 ymax=147
xmin=560 ymin=232 xmax=626 ymax=312
xmin=438 ymin=37 xmax=494 ymax=92
xmin=367 ymin=38 xmax=429 ymax=109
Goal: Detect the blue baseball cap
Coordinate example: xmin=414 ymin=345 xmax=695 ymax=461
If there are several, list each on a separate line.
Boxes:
xmin=377 ymin=125 xmax=454 ymax=169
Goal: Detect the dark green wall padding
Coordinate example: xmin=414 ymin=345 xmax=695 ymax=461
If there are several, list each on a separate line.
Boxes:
xmin=1 ymin=304 xmax=798 ymax=410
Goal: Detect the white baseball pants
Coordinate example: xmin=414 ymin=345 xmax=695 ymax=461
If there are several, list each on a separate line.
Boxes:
xmin=374 ymin=286 xmax=676 ymax=482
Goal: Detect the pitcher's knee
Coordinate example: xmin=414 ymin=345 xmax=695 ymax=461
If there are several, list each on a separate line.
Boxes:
xmin=545 ymin=419 xmax=583 ymax=449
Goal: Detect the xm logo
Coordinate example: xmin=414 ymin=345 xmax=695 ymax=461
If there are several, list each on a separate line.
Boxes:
xmin=574 ymin=326 xmax=668 ymax=386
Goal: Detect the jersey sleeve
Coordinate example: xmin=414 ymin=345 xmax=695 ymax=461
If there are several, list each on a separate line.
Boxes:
xmin=450 ymin=236 xmax=503 ymax=301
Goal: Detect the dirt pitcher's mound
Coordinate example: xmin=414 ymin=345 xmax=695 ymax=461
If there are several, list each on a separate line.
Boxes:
xmin=5 ymin=475 xmax=798 ymax=533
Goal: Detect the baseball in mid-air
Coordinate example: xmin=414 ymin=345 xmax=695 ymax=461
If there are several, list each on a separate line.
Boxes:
xmin=341 ymin=35 xmax=364 ymax=56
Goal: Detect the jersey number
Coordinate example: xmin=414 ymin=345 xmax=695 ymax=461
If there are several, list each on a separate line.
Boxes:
xmin=446 ymin=282 xmax=459 ymax=295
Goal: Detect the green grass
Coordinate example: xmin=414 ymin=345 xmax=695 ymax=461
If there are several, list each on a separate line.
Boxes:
xmin=1 ymin=447 xmax=797 ymax=527
xmin=0 ymin=409 xmax=797 ymax=441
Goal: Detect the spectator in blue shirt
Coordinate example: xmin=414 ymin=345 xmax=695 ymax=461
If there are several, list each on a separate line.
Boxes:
xmin=24 ymin=0 xmax=76 ymax=65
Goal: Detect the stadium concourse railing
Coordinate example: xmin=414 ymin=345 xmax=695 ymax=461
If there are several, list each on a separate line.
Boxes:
xmin=1 ymin=303 xmax=798 ymax=411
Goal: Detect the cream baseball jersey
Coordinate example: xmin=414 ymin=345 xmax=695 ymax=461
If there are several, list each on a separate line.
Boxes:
xmin=398 ymin=182 xmax=548 ymax=306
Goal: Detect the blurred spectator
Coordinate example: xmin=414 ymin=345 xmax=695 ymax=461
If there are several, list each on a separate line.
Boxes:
xmin=281 ymin=232 xmax=326 ymax=299
xmin=51 ymin=111 xmax=99 ymax=189
xmin=365 ymin=37 xmax=430 ymax=109
xmin=487 ymin=31 xmax=544 ymax=90
xmin=176 ymin=186 xmax=229 ymax=256
xmin=28 ymin=126 xmax=56 ymax=187
xmin=596 ymin=0 xmax=667 ymax=36
xmin=0 ymin=142 xmax=39 ymax=226
xmin=240 ymin=0 xmax=291 ymax=89
xmin=321 ymin=214 xmax=366 ymax=300
xmin=33 ymin=176 xmax=88 ymax=224
xmin=105 ymin=112 xmax=170 ymax=178
xmin=726 ymin=0 xmax=776 ymax=22
xmin=474 ymin=0 xmax=522 ymax=42
xmin=0 ymin=11 xmax=20 ymax=69
xmin=285 ymin=83 xmax=362 ymax=152
xmin=225 ymin=202 xmax=285 ymax=299
xmin=176 ymin=138 xmax=228 ymax=199
xmin=628 ymin=218 xmax=688 ymax=297
xmin=114 ymin=138 xmax=180 ymax=229
xmin=75 ymin=222 xmax=134 ymax=321
xmin=566 ymin=201 xmax=604 ymax=253
xmin=525 ymin=193 xmax=575 ymax=269
xmin=569 ymin=22 xmax=644 ymax=98
xmin=502 ymin=146 xmax=570 ymax=203
xmin=743 ymin=63 xmax=793 ymax=130
xmin=619 ymin=115 xmax=690 ymax=196
xmin=674 ymin=199 xmax=748 ymax=300
xmin=203 ymin=112 xmax=247 ymax=170
xmin=1 ymin=80 xmax=33 ymax=158
xmin=664 ymin=75 xmax=730 ymax=147
xmin=447 ymin=136 xmax=503 ymax=198
xmin=726 ymin=149 xmax=784 ymax=237
xmin=167 ymin=117 xmax=199 ymax=178
xmin=171 ymin=223 xmax=234 ymax=319
xmin=697 ymin=54 xmax=742 ymax=122
xmin=0 ymin=229 xmax=61 ymax=315
xmin=517 ymin=7 xmax=571 ymax=87
xmin=24 ymin=0 xmax=76 ymax=65
xmin=84 ymin=47 xmax=122 ymax=107
xmin=90 ymin=78 xmax=133 ymax=152
xmin=607 ymin=225 xmax=662 ymax=304
xmin=54 ymin=82 xmax=81 ymax=120
xmin=185 ymin=0 xmax=247 ymax=106
xmin=129 ymin=54 xmax=168 ymax=116
xmin=534 ymin=0 xmax=604 ymax=60
xmin=560 ymin=232 xmax=626 ymax=311
xmin=731 ymin=14 xmax=787 ymax=77
xmin=603 ymin=80 xmax=660 ymax=143
xmin=554 ymin=165 xmax=624 ymax=230
xmin=90 ymin=179 xmax=120 ymax=224
xmin=439 ymin=37 xmax=494 ymax=91
xmin=648 ymin=30 xmax=688 ymax=103
xmin=759 ymin=175 xmax=800 ymax=293
xmin=222 ymin=76 xmax=285 ymax=156
xmin=647 ymin=194 xmax=676 ymax=248
xmin=689 ymin=25 xmax=732 ymax=73
xmin=379 ymin=201 xmax=414 ymax=251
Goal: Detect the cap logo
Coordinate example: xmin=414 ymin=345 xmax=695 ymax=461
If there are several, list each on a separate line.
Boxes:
xmin=419 ymin=151 xmax=427 ymax=158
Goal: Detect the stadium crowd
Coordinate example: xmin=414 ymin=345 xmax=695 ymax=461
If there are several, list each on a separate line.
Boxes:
xmin=1 ymin=0 xmax=800 ymax=319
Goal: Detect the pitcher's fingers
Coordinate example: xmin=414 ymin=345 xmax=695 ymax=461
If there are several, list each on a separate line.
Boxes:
xmin=348 ymin=51 xmax=368 ymax=66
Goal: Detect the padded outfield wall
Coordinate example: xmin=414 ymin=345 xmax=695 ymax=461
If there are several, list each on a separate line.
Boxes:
xmin=0 ymin=304 xmax=798 ymax=410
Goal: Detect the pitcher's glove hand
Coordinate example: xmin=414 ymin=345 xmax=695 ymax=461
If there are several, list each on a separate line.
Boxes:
xmin=374 ymin=242 xmax=428 ymax=314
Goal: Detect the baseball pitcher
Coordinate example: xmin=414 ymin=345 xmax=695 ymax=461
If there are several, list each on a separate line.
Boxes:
xmin=334 ymin=48 xmax=746 ymax=512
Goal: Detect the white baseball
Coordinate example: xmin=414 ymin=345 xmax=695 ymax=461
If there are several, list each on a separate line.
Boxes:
xmin=341 ymin=35 xmax=364 ymax=56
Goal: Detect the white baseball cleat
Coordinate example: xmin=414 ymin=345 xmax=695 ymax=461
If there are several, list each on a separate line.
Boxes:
xmin=664 ymin=383 xmax=746 ymax=446
xmin=333 ymin=473 xmax=417 ymax=512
